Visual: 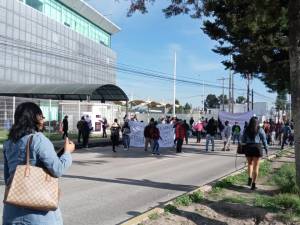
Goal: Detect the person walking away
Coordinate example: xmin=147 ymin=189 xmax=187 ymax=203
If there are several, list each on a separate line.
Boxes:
xmin=102 ymin=117 xmax=108 ymax=138
xmin=82 ymin=118 xmax=90 ymax=148
xmin=77 ymin=116 xmax=85 ymax=143
xmin=242 ymin=117 xmax=268 ymax=190
xmin=122 ymin=121 xmax=131 ymax=151
xmin=3 ymin=102 xmax=75 ymax=225
xmin=263 ymin=121 xmax=271 ymax=145
xmin=183 ymin=120 xmax=190 ymax=144
xmin=193 ymin=120 xmax=203 ymax=143
xmin=281 ymin=122 xmax=292 ymax=149
xmin=176 ymin=120 xmax=186 ymax=153
xmin=110 ymin=119 xmax=121 ymax=152
xmin=222 ymin=121 xmax=232 ymax=151
xmin=189 ymin=117 xmax=194 ymax=127
xmin=151 ymin=122 xmax=161 ymax=155
xmin=205 ymin=117 xmax=217 ymax=152
xmin=62 ymin=115 xmax=68 ymax=139
xmin=232 ymin=122 xmax=241 ymax=144
xmin=144 ymin=118 xmax=154 ymax=151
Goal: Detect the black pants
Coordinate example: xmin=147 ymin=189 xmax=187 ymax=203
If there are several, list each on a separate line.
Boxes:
xmin=102 ymin=127 xmax=107 ymax=138
xmin=111 ymin=135 xmax=119 ymax=150
xmin=176 ymin=139 xmax=183 ymax=152
xmin=196 ymin=131 xmax=201 ymax=143
xmin=62 ymin=130 xmax=68 ymax=139
xmin=77 ymin=130 xmax=82 ymax=143
xmin=281 ymin=135 xmax=289 ymax=149
xmin=82 ymin=131 xmax=90 ymax=147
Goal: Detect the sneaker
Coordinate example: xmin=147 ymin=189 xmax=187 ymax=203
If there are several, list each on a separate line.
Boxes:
xmin=156 ymin=153 xmax=160 ymax=155
xmin=226 ymin=148 xmax=230 ymax=151
xmin=113 ymin=149 xmax=116 ymax=152
xmin=221 ymin=148 xmax=225 ymax=151
xmin=124 ymin=148 xmax=128 ymax=151
xmin=144 ymin=149 xmax=148 ymax=152
xmin=251 ymin=183 xmax=256 ymax=190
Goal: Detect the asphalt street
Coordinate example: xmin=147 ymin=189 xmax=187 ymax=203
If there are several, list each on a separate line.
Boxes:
xmin=0 ymin=138 xmax=277 ymax=225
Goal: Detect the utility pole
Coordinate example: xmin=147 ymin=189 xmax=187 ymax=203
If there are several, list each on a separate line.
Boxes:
xmin=252 ymin=89 xmax=254 ymax=110
xmin=231 ymin=73 xmax=234 ymax=113
xmin=246 ymin=74 xmax=252 ymax=111
xmin=173 ymin=52 xmax=177 ymax=116
xmin=229 ymin=70 xmax=232 ymax=113
xmin=217 ymin=77 xmax=226 ymax=111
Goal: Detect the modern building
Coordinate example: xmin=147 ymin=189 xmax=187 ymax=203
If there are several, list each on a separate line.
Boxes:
xmin=0 ymin=0 xmax=124 ymax=130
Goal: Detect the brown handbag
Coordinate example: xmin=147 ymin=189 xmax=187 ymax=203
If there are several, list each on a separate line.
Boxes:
xmin=4 ymin=135 xmax=59 ymax=211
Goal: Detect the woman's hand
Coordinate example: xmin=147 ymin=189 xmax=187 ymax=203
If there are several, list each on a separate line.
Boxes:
xmin=64 ymin=138 xmax=75 ymax=153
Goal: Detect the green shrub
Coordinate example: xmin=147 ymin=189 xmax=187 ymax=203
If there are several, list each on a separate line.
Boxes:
xmin=272 ymin=164 xmax=300 ymax=194
xmin=259 ymin=160 xmax=272 ymax=177
xmin=223 ymin=196 xmax=248 ymax=204
xmin=254 ymin=195 xmax=277 ymax=211
xmin=174 ymin=194 xmax=192 ymax=206
xmin=164 ymin=204 xmax=179 ymax=214
xmin=189 ymin=191 xmax=204 ymax=203
xmin=214 ymin=171 xmax=248 ymax=188
xmin=148 ymin=212 xmax=159 ymax=220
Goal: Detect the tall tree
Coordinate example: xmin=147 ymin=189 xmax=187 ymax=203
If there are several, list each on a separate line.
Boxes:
xmin=205 ymin=94 xmax=219 ymax=108
xmin=236 ymin=96 xmax=246 ymax=104
xmin=124 ymin=0 xmax=300 ymax=186
xmin=183 ymin=102 xmax=192 ymax=113
xmin=275 ymin=91 xmax=287 ymax=111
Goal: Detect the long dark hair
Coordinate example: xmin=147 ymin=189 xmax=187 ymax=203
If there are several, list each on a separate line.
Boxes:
xmin=245 ymin=117 xmax=259 ymax=139
xmin=8 ymin=102 xmax=43 ymax=142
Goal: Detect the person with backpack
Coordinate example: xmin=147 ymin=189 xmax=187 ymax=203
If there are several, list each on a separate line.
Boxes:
xmin=144 ymin=118 xmax=154 ymax=151
xmin=77 ymin=116 xmax=85 ymax=143
xmin=121 ymin=121 xmax=131 ymax=151
xmin=242 ymin=117 xmax=268 ymax=190
xmin=205 ymin=117 xmax=218 ymax=152
xmin=232 ymin=122 xmax=241 ymax=145
xmin=151 ymin=121 xmax=161 ymax=155
xmin=110 ymin=119 xmax=121 ymax=152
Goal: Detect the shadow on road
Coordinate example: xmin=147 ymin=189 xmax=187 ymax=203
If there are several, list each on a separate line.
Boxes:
xmin=62 ymin=175 xmax=197 ymax=192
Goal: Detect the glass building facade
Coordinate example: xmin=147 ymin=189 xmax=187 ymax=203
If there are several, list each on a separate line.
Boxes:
xmin=23 ymin=0 xmax=111 ymax=47
xmin=0 ymin=0 xmax=121 ymax=129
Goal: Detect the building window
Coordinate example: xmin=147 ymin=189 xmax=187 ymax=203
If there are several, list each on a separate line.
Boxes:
xmin=26 ymin=0 xmax=43 ymax=12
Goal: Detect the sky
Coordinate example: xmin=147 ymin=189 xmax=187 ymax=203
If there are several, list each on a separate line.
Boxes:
xmin=88 ymin=0 xmax=277 ymax=108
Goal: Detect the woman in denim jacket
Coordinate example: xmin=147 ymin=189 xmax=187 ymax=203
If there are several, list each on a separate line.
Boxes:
xmin=3 ymin=102 xmax=75 ymax=225
xmin=242 ymin=117 xmax=268 ymax=190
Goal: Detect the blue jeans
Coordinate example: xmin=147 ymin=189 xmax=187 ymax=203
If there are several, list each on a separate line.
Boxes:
xmin=206 ymin=134 xmax=215 ymax=151
xmin=123 ymin=135 xmax=130 ymax=149
xmin=152 ymin=140 xmax=159 ymax=154
xmin=233 ymin=134 xmax=240 ymax=144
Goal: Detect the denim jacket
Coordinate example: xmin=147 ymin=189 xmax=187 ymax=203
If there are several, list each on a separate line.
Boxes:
xmin=242 ymin=127 xmax=268 ymax=150
xmin=3 ymin=132 xmax=72 ymax=225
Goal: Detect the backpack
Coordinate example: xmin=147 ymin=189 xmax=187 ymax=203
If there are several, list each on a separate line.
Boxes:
xmin=123 ymin=127 xmax=130 ymax=135
xmin=111 ymin=126 xmax=119 ymax=136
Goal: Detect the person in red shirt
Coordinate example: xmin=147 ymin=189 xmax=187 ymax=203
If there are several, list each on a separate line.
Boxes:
xmin=176 ymin=120 xmax=186 ymax=153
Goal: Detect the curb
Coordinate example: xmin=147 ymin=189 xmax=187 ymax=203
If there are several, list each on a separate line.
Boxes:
xmin=121 ymin=150 xmax=281 ymax=225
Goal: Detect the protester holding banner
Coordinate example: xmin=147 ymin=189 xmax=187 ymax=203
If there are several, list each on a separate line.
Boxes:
xmin=122 ymin=121 xmax=131 ymax=151
xmin=242 ymin=117 xmax=268 ymax=190
xmin=151 ymin=121 xmax=161 ymax=155
xmin=144 ymin=118 xmax=154 ymax=151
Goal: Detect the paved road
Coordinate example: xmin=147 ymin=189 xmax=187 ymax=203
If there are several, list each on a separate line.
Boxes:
xmin=0 ymin=139 xmax=277 ymax=225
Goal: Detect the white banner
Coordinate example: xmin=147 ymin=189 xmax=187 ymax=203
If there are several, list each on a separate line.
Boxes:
xmin=128 ymin=121 xmax=146 ymax=147
xmin=218 ymin=111 xmax=254 ymax=131
xmin=128 ymin=122 xmax=174 ymax=148
xmin=157 ymin=124 xmax=174 ymax=147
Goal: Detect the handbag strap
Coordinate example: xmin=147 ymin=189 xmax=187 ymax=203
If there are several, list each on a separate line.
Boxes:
xmin=25 ymin=135 xmax=34 ymax=167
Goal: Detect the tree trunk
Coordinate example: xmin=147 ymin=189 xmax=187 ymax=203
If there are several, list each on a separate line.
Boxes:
xmin=289 ymin=0 xmax=300 ymax=186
